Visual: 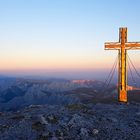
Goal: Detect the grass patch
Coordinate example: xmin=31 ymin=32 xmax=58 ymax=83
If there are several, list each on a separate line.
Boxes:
xmin=32 ymin=121 xmax=45 ymax=132
xmin=10 ymin=114 xmax=25 ymax=120
xmin=66 ymin=103 xmax=88 ymax=111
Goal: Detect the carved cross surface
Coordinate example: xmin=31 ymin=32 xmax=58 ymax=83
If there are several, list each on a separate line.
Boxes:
xmin=105 ymin=27 xmax=140 ymax=102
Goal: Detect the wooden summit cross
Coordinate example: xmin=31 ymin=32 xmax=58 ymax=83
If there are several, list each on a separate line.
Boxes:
xmin=105 ymin=27 xmax=140 ymax=102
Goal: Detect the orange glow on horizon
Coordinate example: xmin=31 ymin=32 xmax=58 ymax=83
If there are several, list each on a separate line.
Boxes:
xmin=0 ymin=56 xmax=115 ymax=70
xmin=0 ymin=57 xmax=139 ymax=72
xmin=0 ymin=46 xmax=139 ymax=72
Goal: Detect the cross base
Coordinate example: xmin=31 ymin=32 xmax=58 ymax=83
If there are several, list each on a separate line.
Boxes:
xmin=119 ymin=90 xmax=127 ymax=102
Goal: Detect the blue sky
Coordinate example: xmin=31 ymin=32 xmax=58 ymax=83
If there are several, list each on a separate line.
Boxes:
xmin=0 ymin=0 xmax=140 ymax=79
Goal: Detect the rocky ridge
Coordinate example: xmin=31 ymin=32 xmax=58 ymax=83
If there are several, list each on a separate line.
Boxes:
xmin=0 ymin=102 xmax=140 ymax=140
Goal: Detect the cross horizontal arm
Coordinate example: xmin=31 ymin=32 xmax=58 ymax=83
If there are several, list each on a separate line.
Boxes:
xmin=105 ymin=42 xmax=121 ymax=50
xmin=105 ymin=42 xmax=140 ymax=50
xmin=125 ymin=42 xmax=140 ymax=50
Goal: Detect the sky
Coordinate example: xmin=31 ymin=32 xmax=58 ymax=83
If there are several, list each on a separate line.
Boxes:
xmin=0 ymin=0 xmax=140 ymax=79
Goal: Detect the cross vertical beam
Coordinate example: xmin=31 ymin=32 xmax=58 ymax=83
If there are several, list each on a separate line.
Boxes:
xmin=105 ymin=27 xmax=140 ymax=102
xmin=119 ymin=28 xmax=127 ymax=102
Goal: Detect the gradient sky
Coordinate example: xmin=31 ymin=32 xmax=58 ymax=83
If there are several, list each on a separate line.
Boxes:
xmin=0 ymin=0 xmax=140 ymax=78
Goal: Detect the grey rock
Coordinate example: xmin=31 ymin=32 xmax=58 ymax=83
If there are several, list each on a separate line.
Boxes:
xmin=92 ymin=129 xmax=99 ymax=135
xmin=51 ymin=136 xmax=58 ymax=140
xmin=79 ymin=128 xmax=89 ymax=137
xmin=108 ymin=117 xmax=118 ymax=123
xmin=136 ymin=112 xmax=140 ymax=116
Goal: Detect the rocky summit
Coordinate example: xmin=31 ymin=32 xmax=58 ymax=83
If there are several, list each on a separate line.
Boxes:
xmin=0 ymin=103 xmax=140 ymax=140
